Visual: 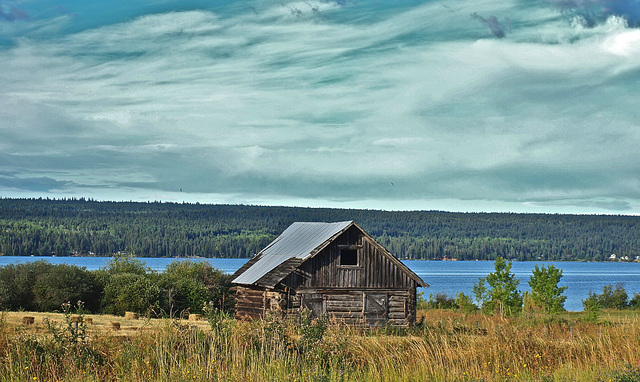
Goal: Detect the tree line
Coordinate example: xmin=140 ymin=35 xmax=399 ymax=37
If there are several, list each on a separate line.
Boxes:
xmin=1 ymin=198 xmax=640 ymax=261
xmin=423 ymin=258 xmax=640 ymax=318
xmin=0 ymin=257 xmax=233 ymax=315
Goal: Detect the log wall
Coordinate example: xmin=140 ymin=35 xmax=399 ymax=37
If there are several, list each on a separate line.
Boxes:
xmin=235 ymin=225 xmax=421 ymax=326
xmin=282 ymin=226 xmax=418 ymax=290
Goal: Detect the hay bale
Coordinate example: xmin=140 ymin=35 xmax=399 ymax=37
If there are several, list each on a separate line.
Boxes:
xmin=85 ymin=317 xmax=93 ymax=325
xmin=22 ymin=316 xmax=35 ymax=325
xmin=111 ymin=322 xmax=121 ymax=330
xmin=70 ymin=316 xmax=82 ymax=323
xmin=124 ymin=312 xmax=139 ymax=320
xmin=188 ymin=314 xmax=203 ymax=321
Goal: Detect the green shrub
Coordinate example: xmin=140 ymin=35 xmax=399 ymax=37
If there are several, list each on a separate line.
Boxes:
xmin=583 ymin=292 xmax=601 ymax=323
xmin=0 ymin=261 xmax=101 ymax=312
xmin=630 ymin=292 xmax=640 ymax=309
xmin=583 ymin=283 xmax=630 ymax=313
xmin=427 ymin=292 xmax=459 ymax=309
xmin=599 ymin=283 xmax=629 ymax=309
xmin=455 ymin=292 xmax=478 ymax=313
xmin=158 ymin=261 xmax=232 ymax=316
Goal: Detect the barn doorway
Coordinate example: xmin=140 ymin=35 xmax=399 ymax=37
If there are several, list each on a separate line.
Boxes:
xmin=364 ymin=293 xmax=388 ymax=326
xmin=302 ymin=293 xmax=325 ymax=317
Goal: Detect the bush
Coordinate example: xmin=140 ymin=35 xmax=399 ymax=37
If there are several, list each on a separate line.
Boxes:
xmin=630 ymin=293 xmax=640 ymax=309
xmin=101 ymin=272 xmax=161 ymax=315
xmin=158 ymin=261 xmax=233 ymax=316
xmin=455 ymin=292 xmax=478 ymax=313
xmin=599 ymin=283 xmax=629 ymax=309
xmin=0 ymin=262 xmax=101 ymax=312
xmin=583 ymin=283 xmax=630 ymax=312
xmin=583 ymin=292 xmax=601 ymax=323
xmin=426 ymin=292 xmax=458 ymax=310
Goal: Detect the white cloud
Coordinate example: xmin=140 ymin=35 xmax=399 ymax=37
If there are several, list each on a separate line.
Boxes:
xmin=2 ymin=0 xmax=640 ymax=213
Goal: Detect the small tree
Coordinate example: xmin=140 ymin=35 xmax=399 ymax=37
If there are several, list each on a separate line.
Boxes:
xmin=599 ymin=283 xmax=628 ymax=309
xmin=582 ymin=292 xmax=601 ymax=322
xmin=158 ymin=261 xmax=232 ymax=316
xmin=528 ymin=264 xmax=567 ymax=314
xmin=474 ymin=257 xmax=522 ymax=316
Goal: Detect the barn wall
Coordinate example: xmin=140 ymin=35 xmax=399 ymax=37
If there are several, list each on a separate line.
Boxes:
xmin=236 ymin=224 xmax=422 ymax=326
xmin=282 ymin=226 xmax=417 ymax=290
xmin=290 ymin=289 xmax=414 ymax=326
xmin=234 ymin=286 xmax=287 ymax=320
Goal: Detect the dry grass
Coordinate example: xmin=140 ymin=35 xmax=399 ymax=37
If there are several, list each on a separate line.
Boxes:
xmin=1 ymin=310 xmax=210 ymax=335
xmin=1 ymin=309 xmax=639 ymax=381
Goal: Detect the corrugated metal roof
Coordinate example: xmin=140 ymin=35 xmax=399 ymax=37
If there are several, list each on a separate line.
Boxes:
xmin=232 ymin=221 xmax=353 ymax=286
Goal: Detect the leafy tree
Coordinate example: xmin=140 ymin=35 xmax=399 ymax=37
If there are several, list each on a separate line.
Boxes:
xmin=598 ymin=283 xmax=629 ymax=309
xmin=32 ymin=263 xmax=101 ymax=312
xmin=0 ymin=261 xmax=101 ymax=312
xmin=158 ymin=261 xmax=232 ymax=316
xmin=99 ymin=255 xmax=161 ymax=315
xmin=101 ymin=273 xmax=161 ymax=316
xmin=528 ymin=264 xmax=567 ymax=314
xmin=582 ymin=292 xmax=601 ymax=322
xmin=0 ymin=263 xmax=36 ymax=310
xmin=425 ymin=292 xmax=458 ymax=309
xmin=474 ymin=257 xmax=522 ymax=316
xmin=102 ymin=254 xmax=149 ymax=276
xmin=629 ymin=292 xmax=640 ymax=309
xmin=581 ymin=283 xmax=630 ymax=317
xmin=455 ymin=292 xmax=478 ymax=313
xmin=583 ymin=283 xmax=629 ymax=311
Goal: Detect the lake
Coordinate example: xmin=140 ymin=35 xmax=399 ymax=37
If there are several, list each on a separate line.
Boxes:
xmin=1 ymin=256 xmax=639 ymax=312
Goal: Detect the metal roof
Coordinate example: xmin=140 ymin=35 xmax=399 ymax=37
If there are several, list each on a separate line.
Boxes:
xmin=232 ymin=221 xmax=353 ymax=286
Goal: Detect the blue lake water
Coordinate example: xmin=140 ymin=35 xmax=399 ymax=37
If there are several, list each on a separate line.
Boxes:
xmin=1 ymin=257 xmax=639 ymax=312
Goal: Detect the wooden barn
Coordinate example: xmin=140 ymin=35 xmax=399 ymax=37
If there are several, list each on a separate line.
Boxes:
xmin=231 ymin=221 xmax=427 ymax=326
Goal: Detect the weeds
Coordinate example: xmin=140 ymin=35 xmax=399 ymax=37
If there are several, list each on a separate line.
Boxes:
xmin=0 ymin=309 xmax=639 ymax=381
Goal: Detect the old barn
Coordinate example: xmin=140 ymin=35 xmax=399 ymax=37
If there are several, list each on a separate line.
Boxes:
xmin=231 ymin=221 xmax=427 ymax=326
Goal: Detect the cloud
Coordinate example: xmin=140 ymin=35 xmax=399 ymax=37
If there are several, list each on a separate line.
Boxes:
xmin=550 ymin=0 xmax=640 ymax=27
xmin=0 ymin=1 xmax=29 ymax=22
xmin=1 ymin=0 xmax=640 ymax=213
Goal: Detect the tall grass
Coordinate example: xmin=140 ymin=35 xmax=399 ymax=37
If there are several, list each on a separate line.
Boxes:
xmin=1 ymin=310 xmax=639 ymax=381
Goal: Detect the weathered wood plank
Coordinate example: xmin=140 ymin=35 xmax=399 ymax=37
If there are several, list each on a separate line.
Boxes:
xmin=327 ymin=305 xmax=364 ymax=313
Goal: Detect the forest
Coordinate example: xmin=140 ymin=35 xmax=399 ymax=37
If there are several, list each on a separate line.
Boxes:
xmin=1 ymin=197 xmax=639 ymax=261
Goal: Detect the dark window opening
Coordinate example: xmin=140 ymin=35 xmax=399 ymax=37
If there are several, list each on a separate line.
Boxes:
xmin=340 ymin=249 xmax=358 ymax=266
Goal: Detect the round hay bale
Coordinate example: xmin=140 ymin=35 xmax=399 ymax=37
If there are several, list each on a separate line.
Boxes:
xmin=22 ymin=316 xmax=35 ymax=325
xmin=70 ymin=316 xmax=82 ymax=323
xmin=111 ymin=322 xmax=121 ymax=330
xmin=188 ymin=314 xmax=203 ymax=321
xmin=124 ymin=312 xmax=139 ymax=320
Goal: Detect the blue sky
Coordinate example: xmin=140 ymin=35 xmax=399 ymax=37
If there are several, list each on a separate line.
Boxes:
xmin=2 ymin=0 xmax=640 ymax=214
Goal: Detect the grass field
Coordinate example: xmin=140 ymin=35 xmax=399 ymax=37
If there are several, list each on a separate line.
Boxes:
xmin=1 ymin=309 xmax=640 ymax=381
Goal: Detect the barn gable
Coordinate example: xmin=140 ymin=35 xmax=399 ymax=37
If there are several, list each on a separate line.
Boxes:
xmin=232 ymin=221 xmax=427 ymax=326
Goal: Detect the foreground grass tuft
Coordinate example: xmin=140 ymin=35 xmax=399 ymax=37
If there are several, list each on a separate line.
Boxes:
xmin=1 ymin=309 xmax=639 ymax=381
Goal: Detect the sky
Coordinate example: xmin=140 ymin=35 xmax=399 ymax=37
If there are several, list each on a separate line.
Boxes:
xmin=2 ymin=0 xmax=640 ymax=214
